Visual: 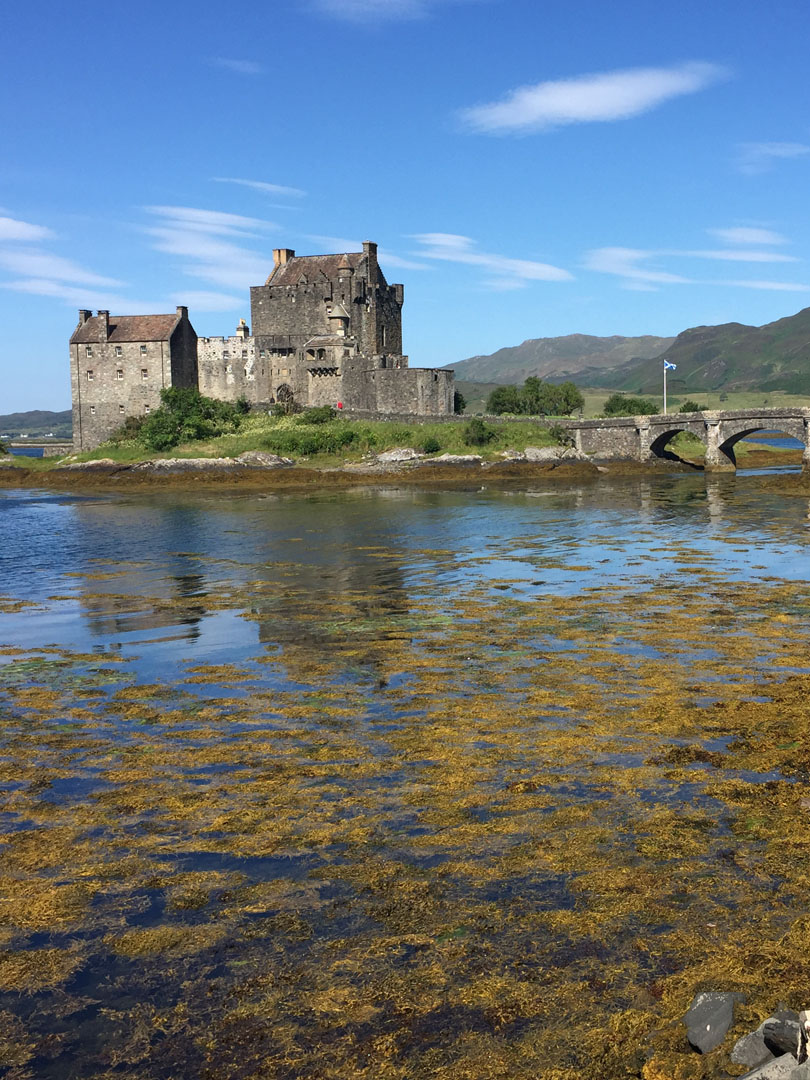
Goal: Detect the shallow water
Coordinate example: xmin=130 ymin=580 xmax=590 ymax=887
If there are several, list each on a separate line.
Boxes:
xmin=2 ymin=474 xmax=810 ymax=1079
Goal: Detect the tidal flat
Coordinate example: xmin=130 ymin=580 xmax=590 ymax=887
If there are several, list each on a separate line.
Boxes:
xmin=2 ymin=474 xmax=810 ymax=1078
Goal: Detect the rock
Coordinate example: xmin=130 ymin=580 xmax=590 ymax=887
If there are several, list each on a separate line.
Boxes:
xmin=738 ymin=1055 xmax=809 ymax=1079
xmin=131 ymin=457 xmax=242 ymax=472
xmin=764 ymin=1016 xmax=802 ymax=1057
xmin=375 ymin=447 xmax=423 ymax=463
xmin=684 ymin=991 xmax=745 ymax=1053
xmin=733 ymin=1028 xmax=776 ymax=1070
xmin=55 ymin=458 xmax=119 ymax=470
xmin=236 ymin=451 xmax=294 ymax=468
xmin=799 ymin=1011 xmax=810 ymax=1063
xmin=423 ymin=453 xmax=482 ymax=466
xmin=523 ymin=446 xmax=585 ymax=462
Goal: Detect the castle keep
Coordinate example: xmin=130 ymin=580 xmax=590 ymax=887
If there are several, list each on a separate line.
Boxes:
xmin=71 ymin=242 xmax=455 ymax=449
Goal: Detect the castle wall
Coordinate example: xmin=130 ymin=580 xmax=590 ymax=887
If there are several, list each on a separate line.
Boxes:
xmin=197 ymin=334 xmax=268 ymax=404
xmin=307 ymin=371 xmax=343 ymax=408
xmin=72 ymin=338 xmax=172 ymax=450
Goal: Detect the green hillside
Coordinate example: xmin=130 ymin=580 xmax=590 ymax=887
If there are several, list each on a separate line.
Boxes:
xmin=447 ymin=333 xmax=674 ymax=384
xmin=599 ymin=306 xmax=810 ymax=395
xmin=0 ymin=410 xmax=73 ymax=438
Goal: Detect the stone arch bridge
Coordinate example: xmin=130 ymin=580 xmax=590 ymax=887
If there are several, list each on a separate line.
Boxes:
xmin=555 ymin=408 xmax=810 ymax=471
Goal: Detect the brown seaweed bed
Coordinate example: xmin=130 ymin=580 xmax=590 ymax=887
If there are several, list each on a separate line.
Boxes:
xmin=2 ymin=488 xmax=810 ymax=1078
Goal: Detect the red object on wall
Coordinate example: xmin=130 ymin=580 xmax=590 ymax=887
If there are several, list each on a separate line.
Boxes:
xmin=337 ymin=402 xmax=343 ymax=409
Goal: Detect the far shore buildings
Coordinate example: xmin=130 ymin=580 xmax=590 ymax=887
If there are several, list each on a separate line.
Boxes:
xmin=70 ymin=242 xmax=455 ymax=449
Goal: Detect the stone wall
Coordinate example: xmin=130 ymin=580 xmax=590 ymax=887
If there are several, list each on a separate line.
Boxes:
xmin=198 ymin=332 xmax=267 ymax=405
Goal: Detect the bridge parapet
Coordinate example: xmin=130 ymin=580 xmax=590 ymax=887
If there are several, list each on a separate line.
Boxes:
xmin=550 ymin=407 xmax=810 ymax=471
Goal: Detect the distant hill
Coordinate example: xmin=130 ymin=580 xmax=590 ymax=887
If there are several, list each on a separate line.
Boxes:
xmin=600 ymin=306 xmax=810 ymax=395
xmin=447 ymin=334 xmax=675 ymax=385
xmin=0 ymin=410 xmax=72 ymax=438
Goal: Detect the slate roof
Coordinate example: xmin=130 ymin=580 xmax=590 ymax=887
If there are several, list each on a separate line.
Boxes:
xmin=266 ymin=252 xmax=364 ymax=287
xmin=70 ymin=314 xmax=179 ymax=345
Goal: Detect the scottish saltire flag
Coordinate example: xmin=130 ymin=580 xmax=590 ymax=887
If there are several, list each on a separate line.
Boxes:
xmin=663 ymin=360 xmax=677 ymax=371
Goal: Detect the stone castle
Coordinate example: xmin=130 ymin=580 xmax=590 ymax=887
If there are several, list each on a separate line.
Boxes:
xmin=70 ymin=241 xmax=455 ymax=449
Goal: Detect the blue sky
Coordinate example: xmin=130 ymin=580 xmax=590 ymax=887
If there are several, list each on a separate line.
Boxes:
xmin=2 ymin=0 xmax=810 ymax=411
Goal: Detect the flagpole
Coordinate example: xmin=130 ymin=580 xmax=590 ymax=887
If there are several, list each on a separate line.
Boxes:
xmin=663 ymin=361 xmax=667 ymax=414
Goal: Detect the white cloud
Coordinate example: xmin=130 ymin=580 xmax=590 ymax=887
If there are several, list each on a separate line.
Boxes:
xmin=1 ymin=278 xmax=158 ymax=311
xmin=310 ymin=0 xmax=477 ymax=21
xmin=737 ymin=142 xmax=810 ymax=175
xmin=0 ymin=215 xmax=55 ymax=242
xmin=143 ymin=206 xmax=277 ymax=292
xmin=460 ymin=61 xmax=728 ymax=135
xmin=212 ymin=177 xmax=306 ymax=198
xmin=584 ymin=247 xmax=692 ymax=288
xmin=209 ymin=58 xmax=264 ymax=76
xmin=722 ymin=279 xmax=810 ymax=292
xmin=412 ymin=233 xmax=572 ymax=286
xmin=586 ymin=245 xmax=810 ymax=293
xmin=675 ymin=249 xmax=798 ymax=263
xmin=145 ymin=205 xmax=276 ymax=237
xmin=709 ymin=226 xmax=787 ymax=245
xmin=171 ymin=290 xmax=244 ymax=312
xmin=0 ymin=249 xmax=123 ymax=287
xmin=306 ymin=234 xmax=429 ymax=271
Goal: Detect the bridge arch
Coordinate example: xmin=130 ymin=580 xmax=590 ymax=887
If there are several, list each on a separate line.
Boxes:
xmin=647 ymin=426 xmax=706 ymax=464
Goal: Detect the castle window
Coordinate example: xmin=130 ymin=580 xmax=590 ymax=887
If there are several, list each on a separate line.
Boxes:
xmin=85 ymin=346 xmax=93 ymax=357
xmin=141 ymin=369 xmax=148 ymax=380
xmin=144 ymin=404 xmax=150 ymax=414
xmin=242 ymin=349 xmax=248 ymax=358
xmin=115 ymin=369 xmax=123 ymax=380
xmin=140 ymin=345 xmax=147 ymax=355
xmin=259 ymin=350 xmax=266 ymax=358
xmin=119 ymin=404 xmax=125 ymax=414
xmin=86 ymin=370 xmax=94 ymax=381
xmin=114 ymin=346 xmax=122 ymax=357
xmin=223 ymin=350 xmax=229 ymax=358
xmin=89 ymin=405 xmax=96 ymax=415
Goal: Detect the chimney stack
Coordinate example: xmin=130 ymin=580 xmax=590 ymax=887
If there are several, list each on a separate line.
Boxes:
xmin=363 ymin=241 xmax=378 ymax=282
xmin=97 ymin=310 xmax=109 ymax=342
xmin=176 ymin=305 xmax=188 ymax=320
xmin=78 ymin=309 xmax=91 ymax=325
xmin=273 ymin=248 xmax=295 ymax=267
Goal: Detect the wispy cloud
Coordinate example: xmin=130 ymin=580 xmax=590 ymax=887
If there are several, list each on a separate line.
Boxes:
xmin=737 ymin=142 xmax=810 ymax=175
xmin=212 ymin=177 xmax=306 ymax=198
xmin=310 ymin=0 xmax=477 ymax=22
xmin=209 ymin=58 xmax=264 ymax=76
xmin=412 ymin=233 xmax=571 ymax=286
xmin=460 ymin=61 xmax=728 ymax=135
xmin=0 ymin=211 xmax=128 ymax=307
xmin=585 ymin=248 xmax=692 ymax=287
xmin=143 ymin=205 xmax=277 ymax=292
xmin=585 ymin=245 xmax=808 ymax=292
xmin=673 ymin=249 xmax=798 ymax=263
xmin=0 ymin=215 xmax=55 ymax=242
xmin=709 ymin=226 xmax=788 ymax=245
xmin=1 ymin=278 xmax=159 ymax=311
xmin=306 ymin=234 xmax=429 ymax=271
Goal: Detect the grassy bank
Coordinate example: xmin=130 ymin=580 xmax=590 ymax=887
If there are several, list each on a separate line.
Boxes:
xmin=65 ymin=414 xmax=566 ymax=467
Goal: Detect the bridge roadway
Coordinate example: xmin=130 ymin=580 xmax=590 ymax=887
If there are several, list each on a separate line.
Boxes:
xmin=554 ymin=407 xmax=810 ymax=471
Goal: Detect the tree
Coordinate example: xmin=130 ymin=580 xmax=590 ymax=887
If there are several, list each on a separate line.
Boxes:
xmin=679 ymin=400 xmax=701 ymax=413
xmin=486 ymin=386 xmax=524 ymax=414
xmin=463 ymin=418 xmax=497 ymax=446
xmin=555 ymin=381 xmax=585 ymax=416
xmin=453 ymin=390 xmax=467 ymax=414
xmin=139 ymin=387 xmax=246 ymax=451
xmin=602 ymin=393 xmax=658 ymax=417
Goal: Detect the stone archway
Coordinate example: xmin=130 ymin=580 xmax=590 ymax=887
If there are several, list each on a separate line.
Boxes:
xmin=648 ymin=427 xmax=706 ymax=465
xmin=275 ymin=384 xmax=296 ymax=414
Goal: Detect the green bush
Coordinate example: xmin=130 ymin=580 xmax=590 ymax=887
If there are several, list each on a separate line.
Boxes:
xmin=261 ymin=424 xmax=359 ymax=457
xmin=107 ymin=415 xmax=145 ymax=445
xmin=679 ymin=400 xmax=701 ymax=413
xmin=453 ymin=390 xmax=467 ymax=414
xmin=547 ymin=423 xmax=574 ymax=447
xmin=463 ymin=418 xmax=497 ymax=446
xmin=139 ymin=387 xmax=246 ymax=451
xmin=421 ymin=436 xmax=441 ymax=453
xmin=297 ymin=405 xmax=335 ymax=425
xmin=0 ymin=440 xmax=7 ymax=455
xmin=602 ymin=393 xmax=658 ymax=417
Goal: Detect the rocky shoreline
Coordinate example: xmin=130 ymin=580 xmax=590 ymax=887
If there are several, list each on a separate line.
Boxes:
xmin=684 ymin=993 xmax=810 ymax=1078
xmin=0 ymin=444 xmax=804 ymax=492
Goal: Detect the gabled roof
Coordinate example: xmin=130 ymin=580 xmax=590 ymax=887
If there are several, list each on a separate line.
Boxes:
xmin=266 ymin=252 xmax=364 ymax=287
xmin=70 ymin=314 xmax=179 ymax=345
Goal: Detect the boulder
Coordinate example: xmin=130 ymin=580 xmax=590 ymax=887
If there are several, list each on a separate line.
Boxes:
xmin=423 ymin=454 xmax=482 ymax=466
xmin=764 ymin=1015 xmax=802 ymax=1057
xmin=55 ymin=458 xmax=119 ymax=470
xmin=375 ymin=448 xmax=423 ymax=463
xmin=236 ymin=451 xmax=294 ymax=468
xmin=738 ymin=1055 xmax=810 ymax=1079
xmin=684 ymin=991 xmax=745 ymax=1053
xmin=733 ymin=1028 xmax=776 ymax=1069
